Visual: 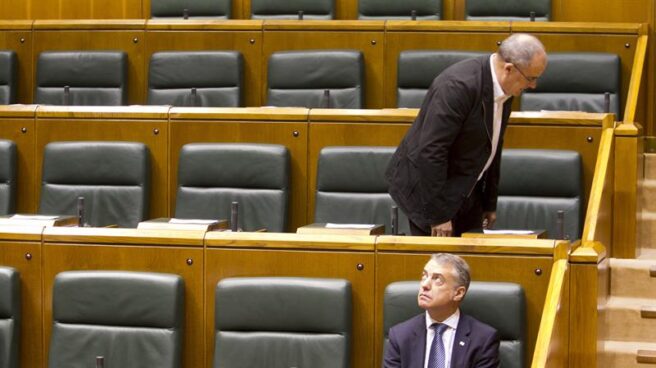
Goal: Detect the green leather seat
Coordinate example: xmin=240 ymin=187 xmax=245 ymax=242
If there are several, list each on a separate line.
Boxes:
xmin=175 ymin=143 xmax=290 ymax=232
xmin=251 ymin=0 xmax=334 ymax=19
xmin=520 ymin=52 xmax=622 ymax=119
xmin=0 ymin=267 xmax=20 ymax=368
xmin=35 ymin=51 xmax=128 ymax=106
xmin=397 ymin=50 xmax=486 ymax=108
xmin=465 ymin=0 xmax=551 ymax=21
xmin=0 ymin=51 xmax=17 ymax=104
xmin=39 ymin=141 xmax=150 ymax=228
xmin=383 ymin=280 xmax=526 ymax=368
xmin=358 ymin=0 xmax=441 ymax=19
xmin=48 ymin=271 xmax=184 ymax=368
xmin=0 ymin=140 xmax=17 ymax=215
xmin=151 ymin=0 xmax=231 ymax=18
xmin=214 ymin=277 xmax=351 ymax=368
xmin=496 ymin=149 xmax=582 ymax=240
xmin=267 ymin=50 xmax=364 ymax=108
xmin=314 ymin=146 xmax=410 ymax=235
xmin=148 ymin=51 xmax=243 ymax=107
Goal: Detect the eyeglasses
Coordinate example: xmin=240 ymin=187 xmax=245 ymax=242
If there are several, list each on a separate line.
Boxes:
xmin=512 ymin=63 xmax=539 ymax=83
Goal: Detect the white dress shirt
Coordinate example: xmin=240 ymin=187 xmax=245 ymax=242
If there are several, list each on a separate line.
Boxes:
xmin=478 ymin=54 xmax=511 ymax=181
xmin=423 ymin=309 xmax=460 ymax=368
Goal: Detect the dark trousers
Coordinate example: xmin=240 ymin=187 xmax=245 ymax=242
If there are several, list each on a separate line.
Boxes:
xmin=409 ymin=182 xmax=484 ymax=237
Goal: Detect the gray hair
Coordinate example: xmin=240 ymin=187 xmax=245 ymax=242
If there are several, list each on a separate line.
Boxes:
xmin=498 ymin=33 xmax=546 ymax=69
xmin=430 ymin=253 xmax=471 ymax=291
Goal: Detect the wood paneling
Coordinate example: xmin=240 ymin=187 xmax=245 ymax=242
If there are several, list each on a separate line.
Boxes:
xmin=613 ymin=123 xmax=641 ymax=258
xmin=32 ymin=25 xmax=146 ymax=104
xmin=205 ymin=243 xmax=375 ymax=368
xmin=144 ymin=24 xmax=263 ymax=107
xmin=262 ymin=21 xmax=385 ymax=108
xmin=170 ymin=109 xmax=308 ymax=230
xmin=42 ymin=242 xmax=204 ymax=368
xmin=35 ymin=109 xmax=170 ymax=219
xmin=31 ymin=0 xmax=142 ymax=19
xmin=0 ymin=108 xmax=37 ymax=213
xmin=0 ymin=24 xmax=34 ymax=103
xmin=0 ymin=236 xmax=43 ymax=368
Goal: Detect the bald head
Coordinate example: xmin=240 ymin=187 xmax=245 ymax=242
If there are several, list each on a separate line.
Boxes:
xmin=497 ymin=33 xmax=547 ymax=69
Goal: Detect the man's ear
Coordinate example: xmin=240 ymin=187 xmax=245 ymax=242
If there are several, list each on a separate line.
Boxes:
xmin=453 ymin=286 xmax=466 ymax=302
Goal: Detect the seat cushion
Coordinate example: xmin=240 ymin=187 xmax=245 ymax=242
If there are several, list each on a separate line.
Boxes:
xmin=251 ymin=0 xmax=333 ymax=19
xmin=175 ymin=143 xmax=289 ymax=232
xmin=150 ymin=0 xmax=231 ymax=18
xmin=358 ymin=0 xmax=441 ymax=19
xmin=465 ymin=0 xmax=550 ymax=20
xmin=148 ymin=51 xmax=243 ymax=107
xmin=0 ymin=51 xmax=18 ymax=104
xmin=267 ymin=50 xmax=364 ymax=108
xmin=0 ymin=267 xmax=20 ymax=368
xmin=0 ymin=139 xmax=17 ymax=215
xmin=35 ymin=51 xmax=127 ymax=106
xmin=39 ymin=141 xmax=150 ymax=228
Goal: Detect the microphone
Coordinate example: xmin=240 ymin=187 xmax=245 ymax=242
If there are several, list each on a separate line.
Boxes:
xmin=96 ymin=356 xmax=104 ymax=368
xmin=323 ymin=89 xmax=331 ymax=108
xmin=411 ymin=10 xmax=417 ymax=20
xmin=555 ymin=210 xmax=565 ymax=240
xmin=63 ymin=85 xmax=71 ymax=106
xmin=190 ymin=87 xmax=198 ymax=107
xmin=77 ymin=196 xmax=86 ymax=227
xmin=230 ymin=201 xmax=239 ymax=232
xmin=604 ymin=92 xmax=611 ymax=113
xmin=390 ymin=205 xmax=399 ymax=235
xmin=183 ymin=8 xmax=189 ymax=19
xmin=298 ymin=10 xmax=304 ymax=20
xmin=529 ymin=11 xmax=536 ymax=21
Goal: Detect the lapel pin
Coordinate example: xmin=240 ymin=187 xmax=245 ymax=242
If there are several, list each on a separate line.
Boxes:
xmin=459 ymin=341 xmax=465 ymax=346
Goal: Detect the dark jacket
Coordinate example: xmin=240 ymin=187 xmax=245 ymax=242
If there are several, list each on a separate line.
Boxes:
xmin=384 ymin=313 xmax=501 ymax=368
xmin=386 ymin=55 xmax=513 ymax=229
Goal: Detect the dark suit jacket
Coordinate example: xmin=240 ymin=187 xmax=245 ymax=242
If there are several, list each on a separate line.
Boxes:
xmin=386 ymin=55 xmax=514 ymax=229
xmin=384 ymin=313 xmax=500 ymax=368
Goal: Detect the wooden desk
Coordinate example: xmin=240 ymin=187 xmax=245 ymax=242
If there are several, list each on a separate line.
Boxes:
xmin=297 ymin=222 xmax=385 ymax=235
xmin=462 ymin=229 xmax=548 ymax=239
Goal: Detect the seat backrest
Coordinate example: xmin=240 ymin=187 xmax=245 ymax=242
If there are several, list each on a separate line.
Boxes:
xmin=150 ymin=0 xmax=231 ymax=18
xmin=383 ymin=280 xmax=525 ymax=368
xmin=39 ymin=141 xmax=150 ymax=228
xmin=175 ymin=143 xmax=290 ymax=232
xmin=267 ymin=50 xmax=364 ymax=108
xmin=497 ymin=149 xmax=583 ymax=240
xmin=397 ymin=50 xmax=486 ymax=108
xmin=520 ymin=52 xmax=622 ymax=119
xmin=0 ymin=51 xmax=17 ymax=104
xmin=251 ymin=0 xmax=334 ymax=19
xmin=358 ymin=0 xmax=441 ymax=19
xmin=214 ymin=277 xmax=351 ymax=368
xmin=48 ymin=271 xmax=184 ymax=368
xmin=0 ymin=267 xmax=20 ymax=368
xmin=465 ymin=0 xmax=551 ymax=20
xmin=0 ymin=139 xmax=17 ymax=215
xmin=147 ymin=51 xmax=243 ymax=107
xmin=35 ymin=51 xmax=127 ymax=106
xmin=314 ymin=146 xmax=410 ymax=235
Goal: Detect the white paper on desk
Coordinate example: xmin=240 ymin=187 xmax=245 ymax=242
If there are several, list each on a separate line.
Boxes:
xmin=10 ymin=214 xmax=59 ymax=220
xmin=168 ymin=218 xmax=218 ymax=224
xmin=325 ymin=223 xmax=376 ymax=229
xmin=484 ymin=229 xmax=536 ymax=235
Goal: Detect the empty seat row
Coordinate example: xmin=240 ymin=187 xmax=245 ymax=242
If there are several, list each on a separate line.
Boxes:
xmin=0 ymin=49 xmax=621 ymax=117
xmin=0 ymin=139 xmax=583 ymax=238
xmin=151 ymin=0 xmax=550 ymax=21
xmin=0 ymin=267 xmax=525 ymax=368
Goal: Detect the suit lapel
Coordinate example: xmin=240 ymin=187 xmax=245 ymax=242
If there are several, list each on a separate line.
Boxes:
xmin=451 ymin=314 xmax=472 ymax=368
xmin=481 ymin=57 xmax=494 ymax=143
xmin=409 ymin=315 xmax=427 ymax=368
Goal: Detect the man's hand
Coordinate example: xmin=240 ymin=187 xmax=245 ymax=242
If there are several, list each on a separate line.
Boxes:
xmin=482 ymin=211 xmax=497 ymax=229
xmin=431 ymin=221 xmax=452 ymax=237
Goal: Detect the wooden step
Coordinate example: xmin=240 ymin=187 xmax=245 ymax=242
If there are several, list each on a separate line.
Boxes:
xmin=637 ymin=350 xmax=656 ymax=364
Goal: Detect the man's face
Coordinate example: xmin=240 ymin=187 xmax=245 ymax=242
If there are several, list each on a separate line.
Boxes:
xmin=502 ymin=52 xmax=548 ymax=97
xmin=417 ymin=259 xmax=466 ymax=313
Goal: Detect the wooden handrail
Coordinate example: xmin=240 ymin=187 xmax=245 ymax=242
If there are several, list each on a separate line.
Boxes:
xmin=623 ymin=34 xmax=648 ymax=124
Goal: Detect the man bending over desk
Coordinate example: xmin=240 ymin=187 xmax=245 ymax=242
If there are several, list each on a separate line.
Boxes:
xmin=384 ymin=253 xmax=500 ymax=368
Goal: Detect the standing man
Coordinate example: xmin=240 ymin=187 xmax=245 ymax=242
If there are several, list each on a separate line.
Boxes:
xmin=386 ymin=34 xmax=547 ymax=236
xmin=384 ymin=253 xmax=499 ymax=368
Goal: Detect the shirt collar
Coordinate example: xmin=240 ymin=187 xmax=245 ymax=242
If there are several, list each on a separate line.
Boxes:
xmin=425 ymin=309 xmax=460 ymax=331
xmin=490 ymin=54 xmax=510 ymax=104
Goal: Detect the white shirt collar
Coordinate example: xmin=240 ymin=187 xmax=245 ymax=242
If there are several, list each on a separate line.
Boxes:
xmin=425 ymin=308 xmax=460 ymax=331
xmin=490 ymin=54 xmax=510 ymax=104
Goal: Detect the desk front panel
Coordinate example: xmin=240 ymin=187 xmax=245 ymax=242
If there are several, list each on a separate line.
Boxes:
xmin=0 ymin=117 xmax=37 ymax=213
xmin=0 ymin=30 xmax=33 ymax=103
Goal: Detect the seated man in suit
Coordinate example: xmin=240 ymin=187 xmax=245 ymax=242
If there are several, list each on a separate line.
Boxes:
xmin=385 ymin=253 xmax=499 ymax=368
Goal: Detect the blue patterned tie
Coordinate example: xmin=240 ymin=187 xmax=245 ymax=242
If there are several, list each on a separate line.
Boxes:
xmin=427 ymin=323 xmax=448 ymax=368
